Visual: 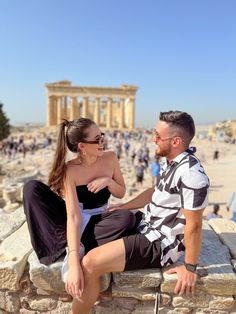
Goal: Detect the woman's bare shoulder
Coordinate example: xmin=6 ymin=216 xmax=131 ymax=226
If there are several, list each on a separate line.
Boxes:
xmin=102 ymin=150 xmax=116 ymax=159
xmin=66 ymin=159 xmax=81 ymax=174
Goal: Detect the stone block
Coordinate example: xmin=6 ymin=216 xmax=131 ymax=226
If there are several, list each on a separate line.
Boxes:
xmin=28 ymin=251 xmax=111 ymax=293
xmin=28 ymin=251 xmax=65 ymax=293
xmin=0 ymin=290 xmax=20 ymax=313
xmin=209 ymin=296 xmax=235 ymax=310
xmin=2 ymin=182 xmax=23 ymax=204
xmin=113 ymin=268 xmax=162 ymax=288
xmin=47 ymin=301 xmax=72 ymax=314
xmin=0 ymin=206 xmax=26 ymax=242
xmin=209 ymin=218 xmax=236 ymax=259
xmin=195 ymin=309 xmax=229 ymax=314
xmin=28 ymin=297 xmax=57 ymax=311
xmin=172 ymin=294 xmax=210 ymax=308
xmin=161 ymin=221 xmax=236 ymax=296
xmin=112 ymin=285 xmax=156 ymax=301
xmin=159 ymin=309 xmax=192 ymax=314
xmin=0 ymin=222 xmax=32 ymax=290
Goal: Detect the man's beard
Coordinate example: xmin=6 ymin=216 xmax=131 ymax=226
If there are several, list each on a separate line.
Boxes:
xmin=156 ymin=144 xmax=171 ymax=157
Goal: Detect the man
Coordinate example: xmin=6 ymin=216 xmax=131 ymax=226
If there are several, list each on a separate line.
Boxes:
xmin=68 ymin=111 xmax=209 ymax=314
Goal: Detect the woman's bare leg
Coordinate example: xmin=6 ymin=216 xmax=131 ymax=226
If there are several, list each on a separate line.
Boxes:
xmin=70 ymin=238 xmax=126 ymax=314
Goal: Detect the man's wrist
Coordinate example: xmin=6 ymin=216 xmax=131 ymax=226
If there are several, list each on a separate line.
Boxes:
xmin=184 ymin=262 xmax=198 ymax=273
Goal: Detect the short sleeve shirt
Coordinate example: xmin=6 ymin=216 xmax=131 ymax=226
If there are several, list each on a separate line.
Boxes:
xmin=138 ymin=148 xmax=210 ymax=266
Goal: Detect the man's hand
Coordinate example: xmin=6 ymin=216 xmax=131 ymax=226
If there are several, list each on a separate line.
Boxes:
xmin=107 ymin=203 xmax=124 ymax=212
xmin=165 ymin=265 xmax=197 ymax=296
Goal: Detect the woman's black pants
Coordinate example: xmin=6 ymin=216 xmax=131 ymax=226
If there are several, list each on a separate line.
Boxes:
xmin=23 ymin=180 xmax=137 ymax=265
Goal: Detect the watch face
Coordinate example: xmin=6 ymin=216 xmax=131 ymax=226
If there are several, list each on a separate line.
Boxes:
xmin=185 ymin=263 xmax=197 ymax=272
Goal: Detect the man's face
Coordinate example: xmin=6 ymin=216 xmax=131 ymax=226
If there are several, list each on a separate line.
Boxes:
xmin=153 ymin=121 xmax=174 ymax=157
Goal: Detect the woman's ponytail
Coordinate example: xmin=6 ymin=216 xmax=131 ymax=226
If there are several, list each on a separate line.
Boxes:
xmin=48 ymin=119 xmax=69 ymax=196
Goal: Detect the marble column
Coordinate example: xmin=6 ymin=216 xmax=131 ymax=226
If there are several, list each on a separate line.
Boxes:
xmin=63 ymin=96 xmax=68 ymax=119
xmin=82 ymin=97 xmax=89 ymax=117
xmin=129 ymin=98 xmax=135 ymax=129
xmin=119 ymin=99 xmax=125 ymax=129
xmin=94 ymin=97 xmax=100 ymax=125
xmin=47 ymin=96 xmax=54 ymax=126
xmin=52 ymin=96 xmax=58 ymax=125
xmin=106 ymin=98 xmax=112 ymax=129
xmin=57 ymin=97 xmax=63 ymax=124
xmin=70 ymin=97 xmax=78 ymax=120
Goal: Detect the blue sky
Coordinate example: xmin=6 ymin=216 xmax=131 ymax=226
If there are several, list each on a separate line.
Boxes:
xmin=0 ymin=0 xmax=235 ymax=127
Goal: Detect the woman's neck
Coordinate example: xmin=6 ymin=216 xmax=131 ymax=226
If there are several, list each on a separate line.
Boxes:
xmin=81 ymin=155 xmax=98 ymax=167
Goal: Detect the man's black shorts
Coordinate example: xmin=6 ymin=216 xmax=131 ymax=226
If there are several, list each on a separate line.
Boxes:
xmin=123 ymin=233 xmax=162 ymax=271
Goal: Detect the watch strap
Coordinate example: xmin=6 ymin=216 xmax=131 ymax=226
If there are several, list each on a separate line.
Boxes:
xmin=184 ymin=262 xmax=198 ymax=273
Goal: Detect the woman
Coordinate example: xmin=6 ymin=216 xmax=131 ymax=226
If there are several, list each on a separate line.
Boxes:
xmin=23 ymin=118 xmax=136 ymax=297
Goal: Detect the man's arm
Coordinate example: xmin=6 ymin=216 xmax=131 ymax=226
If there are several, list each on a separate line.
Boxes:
xmin=110 ymin=186 xmax=154 ymax=211
xmin=165 ymin=208 xmax=204 ymax=296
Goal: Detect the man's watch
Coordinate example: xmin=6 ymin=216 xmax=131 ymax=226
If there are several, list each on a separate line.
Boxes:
xmin=184 ymin=262 xmax=198 ymax=273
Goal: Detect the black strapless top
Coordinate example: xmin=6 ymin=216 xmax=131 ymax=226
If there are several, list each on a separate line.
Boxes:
xmin=76 ymin=185 xmax=111 ymax=209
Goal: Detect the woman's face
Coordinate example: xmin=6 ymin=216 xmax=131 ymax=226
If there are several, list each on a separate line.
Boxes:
xmin=82 ymin=124 xmax=105 ymax=157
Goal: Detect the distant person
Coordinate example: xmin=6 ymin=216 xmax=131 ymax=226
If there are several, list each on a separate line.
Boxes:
xmin=135 ymin=160 xmax=145 ymax=186
xmin=213 ymin=150 xmax=219 ymax=161
xmin=150 ymin=155 xmax=161 ymax=185
xmin=227 ymin=192 xmax=236 ymax=222
xmin=206 ymin=204 xmax=222 ymax=220
xmin=131 ymin=149 xmax=136 ymax=164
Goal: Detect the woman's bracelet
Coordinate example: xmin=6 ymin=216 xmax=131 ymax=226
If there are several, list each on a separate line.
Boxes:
xmin=68 ymin=249 xmax=80 ymax=255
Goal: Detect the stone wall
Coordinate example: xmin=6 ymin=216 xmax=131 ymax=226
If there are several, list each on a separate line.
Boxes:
xmin=0 ymin=206 xmax=236 ymax=313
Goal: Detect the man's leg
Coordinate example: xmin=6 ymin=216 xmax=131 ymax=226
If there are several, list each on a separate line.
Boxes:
xmin=70 ymin=238 xmax=126 ymax=314
xmin=81 ymin=209 xmax=140 ymax=253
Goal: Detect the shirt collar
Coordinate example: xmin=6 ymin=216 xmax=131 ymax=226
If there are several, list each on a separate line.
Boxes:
xmin=165 ymin=146 xmax=196 ymax=167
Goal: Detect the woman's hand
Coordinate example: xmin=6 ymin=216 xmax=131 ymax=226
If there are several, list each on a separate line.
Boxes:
xmin=87 ymin=177 xmax=111 ymax=193
xmin=65 ymin=262 xmax=84 ymax=298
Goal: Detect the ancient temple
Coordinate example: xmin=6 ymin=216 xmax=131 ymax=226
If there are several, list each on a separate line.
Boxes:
xmin=45 ymin=81 xmax=138 ymax=129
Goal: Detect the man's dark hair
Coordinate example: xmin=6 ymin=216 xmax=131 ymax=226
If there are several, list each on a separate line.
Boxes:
xmin=159 ymin=111 xmax=195 ymax=146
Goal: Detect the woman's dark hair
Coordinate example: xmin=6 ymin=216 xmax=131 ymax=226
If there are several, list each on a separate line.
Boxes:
xmin=48 ymin=118 xmax=95 ymax=196
xmin=159 ymin=111 xmax=195 ymax=146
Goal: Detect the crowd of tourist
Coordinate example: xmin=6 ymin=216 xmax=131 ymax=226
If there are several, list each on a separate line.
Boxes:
xmin=0 ymin=135 xmax=53 ymax=159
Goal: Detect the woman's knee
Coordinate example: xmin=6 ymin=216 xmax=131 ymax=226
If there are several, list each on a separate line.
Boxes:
xmin=115 ymin=210 xmax=136 ymax=230
xmin=23 ymin=180 xmax=45 ymax=199
xmin=23 ymin=180 xmax=42 ymax=195
xmin=81 ymin=250 xmax=103 ymax=277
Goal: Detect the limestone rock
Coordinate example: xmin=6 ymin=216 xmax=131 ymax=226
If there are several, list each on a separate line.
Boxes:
xmin=2 ymin=182 xmax=24 ymax=204
xmin=112 ymin=286 xmax=156 ymax=301
xmin=209 ymin=296 xmax=235 ymax=310
xmin=28 ymin=297 xmax=57 ymax=311
xmin=28 ymin=251 xmax=65 ymax=293
xmin=28 ymin=251 xmax=111 ymax=293
xmin=0 ymin=222 xmax=32 ymax=290
xmin=0 ymin=290 xmax=20 ymax=313
xmin=0 ymin=206 xmax=26 ymax=242
xmin=113 ymin=268 xmax=162 ymax=288
xmin=161 ymin=221 xmax=236 ymax=296
xmin=208 ymin=218 xmax=236 ymax=259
